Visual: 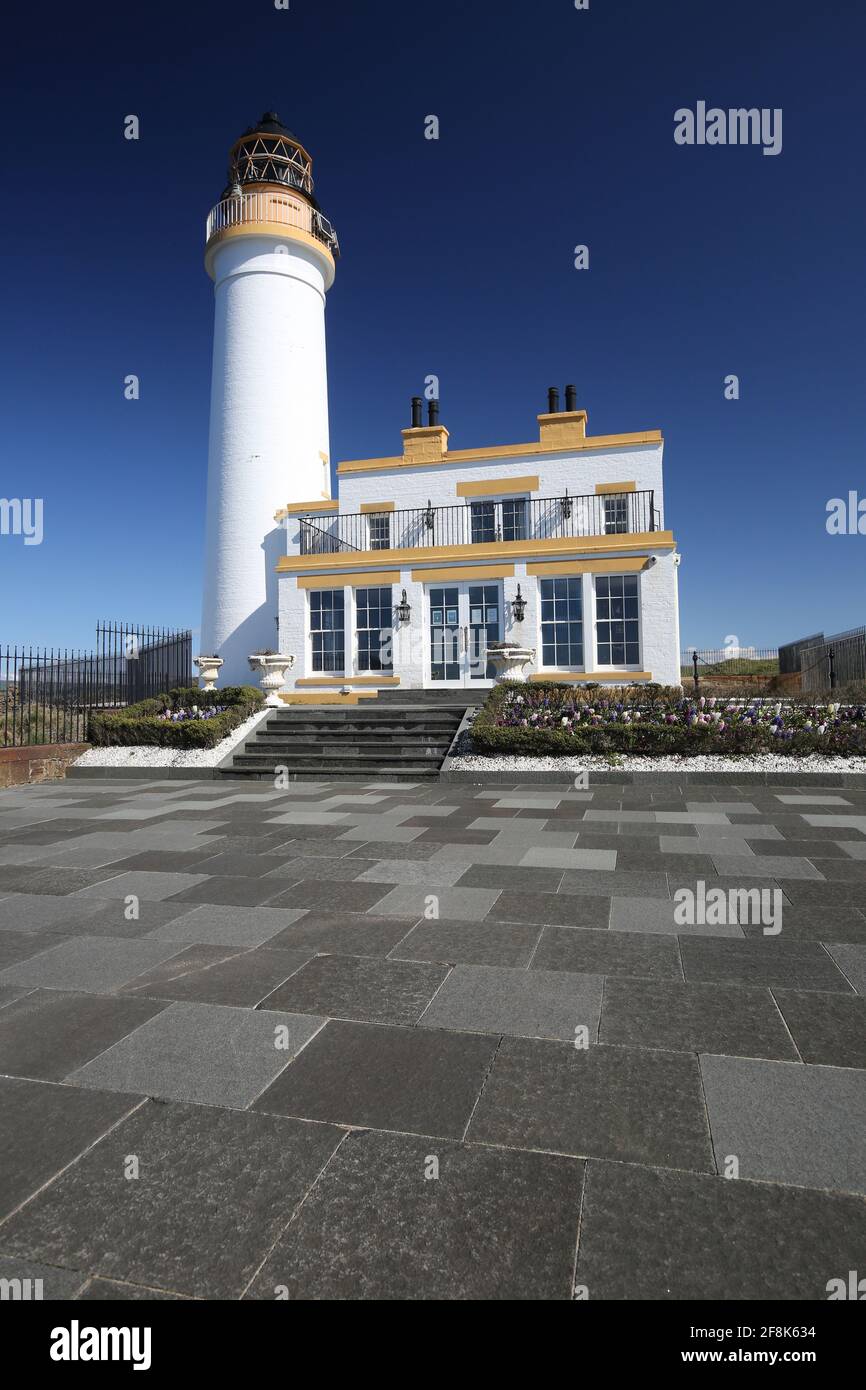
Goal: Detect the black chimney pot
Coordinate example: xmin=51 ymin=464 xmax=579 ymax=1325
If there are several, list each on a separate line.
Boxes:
xmin=427 ymin=398 xmax=440 ymax=426
xmin=565 ymin=384 xmax=577 ymax=412
xmin=547 ymin=386 xmax=560 ymax=414
xmin=410 ymin=396 xmax=423 ymax=428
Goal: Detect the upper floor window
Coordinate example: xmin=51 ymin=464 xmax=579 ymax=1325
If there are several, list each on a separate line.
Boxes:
xmin=602 ymin=493 xmax=630 ymax=535
xmin=367 ymin=513 xmax=391 ymax=551
xmin=470 ymin=498 xmax=528 ymax=544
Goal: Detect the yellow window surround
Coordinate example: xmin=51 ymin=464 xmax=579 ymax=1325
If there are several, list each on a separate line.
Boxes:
xmin=359 ymin=501 xmax=395 ymax=513
xmin=595 ymin=481 xmax=636 ymax=494
xmin=295 ymin=570 xmax=401 ymax=589
xmin=456 ymin=475 xmax=539 ymax=498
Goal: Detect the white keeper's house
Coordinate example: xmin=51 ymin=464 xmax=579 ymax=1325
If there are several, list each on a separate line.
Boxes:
xmin=199 ymin=114 xmax=681 ymax=700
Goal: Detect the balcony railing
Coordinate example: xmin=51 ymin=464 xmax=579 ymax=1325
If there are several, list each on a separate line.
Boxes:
xmin=206 ymin=191 xmax=340 ymax=257
xmin=297 ymin=490 xmax=658 ymax=556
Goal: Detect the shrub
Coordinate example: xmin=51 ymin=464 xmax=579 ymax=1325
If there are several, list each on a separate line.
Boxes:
xmin=470 ymin=681 xmax=866 ymax=759
xmin=88 ymin=684 xmax=264 ymax=749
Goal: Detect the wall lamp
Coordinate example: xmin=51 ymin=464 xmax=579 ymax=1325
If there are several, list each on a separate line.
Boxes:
xmin=560 ymin=490 xmax=572 ymax=521
xmin=395 ymin=589 xmax=412 ymax=624
xmin=424 ymin=500 xmax=435 ymax=531
xmin=512 ymin=584 xmax=527 ymax=623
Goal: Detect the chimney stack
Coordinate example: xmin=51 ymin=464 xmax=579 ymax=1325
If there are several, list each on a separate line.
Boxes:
xmin=410 ymin=396 xmax=423 ymax=428
xmin=427 ymin=398 xmax=440 ymax=426
xmin=565 ymin=383 xmax=577 ymax=412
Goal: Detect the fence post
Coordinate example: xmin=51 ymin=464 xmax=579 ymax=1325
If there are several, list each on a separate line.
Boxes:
xmin=692 ymin=651 xmax=699 ymax=693
xmin=828 ymin=646 xmax=837 ymax=690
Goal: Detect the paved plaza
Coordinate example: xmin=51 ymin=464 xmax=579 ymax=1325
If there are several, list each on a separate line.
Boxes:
xmin=0 ymin=774 xmax=864 ymax=1299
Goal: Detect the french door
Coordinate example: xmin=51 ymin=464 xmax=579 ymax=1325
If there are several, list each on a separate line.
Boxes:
xmin=428 ymin=583 xmax=502 ymax=686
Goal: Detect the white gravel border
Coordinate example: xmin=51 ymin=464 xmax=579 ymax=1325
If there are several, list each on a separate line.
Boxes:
xmin=449 ymin=751 xmax=866 ymax=773
xmin=74 ymin=709 xmax=270 ymax=769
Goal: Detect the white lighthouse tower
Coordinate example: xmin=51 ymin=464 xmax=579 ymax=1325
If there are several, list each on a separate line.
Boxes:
xmin=199 ymin=113 xmax=339 ymax=685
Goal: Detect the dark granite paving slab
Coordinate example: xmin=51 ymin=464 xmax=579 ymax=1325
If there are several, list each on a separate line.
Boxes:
xmin=0 ymin=1100 xmax=343 ymax=1299
xmin=701 ymin=1054 xmax=866 ymax=1194
xmin=0 ymin=1255 xmax=86 ymax=1300
xmin=122 ymin=946 xmax=314 ymax=1008
xmin=77 ymin=1277 xmax=192 ymax=1300
xmin=0 ymin=893 xmax=120 ymax=935
xmin=259 ymin=952 xmax=449 ymax=1026
xmin=117 ymin=943 xmax=242 ymax=995
xmin=253 ymin=1019 xmax=498 ymax=1139
xmin=773 ymin=988 xmax=866 ymax=1068
xmin=263 ymin=856 xmax=371 ymax=884
xmin=741 ymin=904 xmax=866 ymax=943
xmin=69 ymin=1000 xmax=326 ymax=1109
xmin=0 ymin=1076 xmax=141 ymax=1221
xmin=453 ymin=863 xmax=564 ymax=894
xmin=0 ymin=929 xmax=69 ymax=969
xmin=826 ymin=943 xmax=866 ymax=994
xmin=489 ymin=890 xmax=610 ymax=929
xmin=781 ymin=880 xmax=866 ymax=908
xmin=0 ymin=866 xmax=120 ymax=897
xmin=0 ymin=983 xmax=35 ymax=1010
xmin=599 ymin=978 xmax=798 ymax=1059
xmin=532 ymin=926 xmax=682 ymax=981
xmin=393 ymin=918 xmax=542 ymax=968
xmin=560 ymin=869 xmax=669 ymax=899
xmin=680 ymin=936 xmax=855 ymax=992
xmin=419 ymin=963 xmax=603 ymax=1042
xmin=0 ymin=936 xmax=187 ymax=994
xmin=0 ymin=990 xmax=169 ymax=1081
xmin=265 ymin=880 xmax=390 ymax=913
xmin=265 ymin=910 xmax=418 ymax=958
xmin=575 ymin=1160 xmax=866 ymax=1300
xmin=164 ymin=875 xmax=289 ymax=908
xmin=97 ymin=849 xmax=222 ymax=874
xmin=246 ymin=1130 xmax=584 ymax=1301
xmin=344 ymin=840 xmax=442 ymax=862
xmin=182 ymin=851 xmax=294 ymax=878
xmin=147 ymin=903 xmax=306 ymax=948
xmin=468 ymin=1038 xmax=713 ymax=1171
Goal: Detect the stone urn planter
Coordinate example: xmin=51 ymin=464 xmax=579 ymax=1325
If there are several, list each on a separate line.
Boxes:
xmin=248 ymin=652 xmax=296 ymax=707
xmin=487 ymin=643 xmax=536 ymax=683
xmin=194 ymin=655 xmax=224 ymax=692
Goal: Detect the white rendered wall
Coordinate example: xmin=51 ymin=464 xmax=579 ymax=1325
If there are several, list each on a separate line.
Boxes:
xmin=201 ymin=232 xmax=332 ymax=685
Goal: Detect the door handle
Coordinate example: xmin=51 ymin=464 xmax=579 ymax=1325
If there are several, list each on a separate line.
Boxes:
xmin=463 ymin=625 xmax=468 ymax=654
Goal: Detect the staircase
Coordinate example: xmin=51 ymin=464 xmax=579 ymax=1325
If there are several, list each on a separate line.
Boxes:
xmin=221 ymin=689 xmax=484 ymax=781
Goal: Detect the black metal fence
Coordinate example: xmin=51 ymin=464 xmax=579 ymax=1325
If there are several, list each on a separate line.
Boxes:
xmin=796 ymin=627 xmax=866 ymax=693
xmin=680 ymin=647 xmax=779 ymax=677
xmin=1 ymin=621 xmax=193 ymax=748
xmin=298 ymin=490 xmax=658 ymax=555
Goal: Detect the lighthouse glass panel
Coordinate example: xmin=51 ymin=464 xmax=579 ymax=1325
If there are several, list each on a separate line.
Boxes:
xmin=310 ymin=589 xmax=345 ymax=673
xmin=356 ymin=587 xmax=393 ymax=672
xmin=430 ymin=588 xmax=460 ymax=682
xmin=540 ymin=578 xmax=583 ymax=668
xmin=596 ymin=575 xmax=640 ymax=665
xmin=468 ymin=585 xmax=500 ymax=680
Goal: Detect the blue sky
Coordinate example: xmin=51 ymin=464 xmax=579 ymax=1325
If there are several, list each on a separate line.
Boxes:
xmin=1 ymin=0 xmax=864 ymax=653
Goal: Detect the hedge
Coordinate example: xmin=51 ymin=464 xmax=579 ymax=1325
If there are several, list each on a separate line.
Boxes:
xmin=87 ymin=684 xmax=264 ymax=749
xmin=470 ymin=681 xmax=866 ymax=759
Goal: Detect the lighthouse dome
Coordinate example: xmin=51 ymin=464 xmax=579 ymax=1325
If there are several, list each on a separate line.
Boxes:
xmin=224 ymin=112 xmax=315 ymax=200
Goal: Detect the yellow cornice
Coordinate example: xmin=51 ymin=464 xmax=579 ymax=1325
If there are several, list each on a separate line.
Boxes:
xmin=595 ymin=480 xmax=636 ymax=494
xmin=277 ymin=531 xmax=675 ymax=575
xmin=337 ymin=429 xmax=663 ymax=475
xmin=527 ymin=556 xmax=648 ymax=575
xmin=456 ymin=475 xmax=539 ymax=498
xmin=411 ymin=563 xmax=516 ymax=583
xmin=530 ymin=671 xmax=654 ymax=684
xmin=278 ymin=499 xmax=339 ymax=520
xmin=359 ymin=501 xmax=395 ymax=513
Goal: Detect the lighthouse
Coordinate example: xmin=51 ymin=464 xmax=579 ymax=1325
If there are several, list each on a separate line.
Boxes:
xmin=199 ymin=113 xmax=339 ymax=684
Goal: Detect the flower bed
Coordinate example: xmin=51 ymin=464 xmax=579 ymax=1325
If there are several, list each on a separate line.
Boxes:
xmin=470 ymin=681 xmax=866 ymax=759
xmin=87 ymin=685 xmax=264 ymax=749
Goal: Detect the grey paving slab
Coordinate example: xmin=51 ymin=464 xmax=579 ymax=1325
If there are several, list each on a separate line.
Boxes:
xmin=352 ymin=859 xmax=468 ymax=887
xmin=0 ymin=1255 xmax=86 ymax=1300
xmin=254 ymin=1019 xmax=498 ymax=1139
xmin=840 ymin=841 xmax=866 ymax=860
xmin=575 ymin=1160 xmax=866 ymax=1300
xmin=147 ymin=903 xmax=307 ymax=948
xmin=521 ymin=847 xmax=616 ymax=870
xmin=369 ymin=885 xmax=500 ymax=921
xmin=77 ymin=1277 xmax=192 ymax=1300
xmin=117 ymin=944 xmax=244 ymax=996
xmin=393 ymin=918 xmax=541 ymax=968
xmin=419 ymin=963 xmax=603 ymax=1042
xmin=600 ymin=978 xmax=798 ymax=1059
xmin=74 ymin=870 xmax=211 ymax=901
xmin=427 ymin=841 xmax=541 ymax=867
xmin=469 ymin=816 xmax=549 ymax=833
xmin=773 ymin=988 xmax=866 ymax=1068
xmin=560 ymin=869 xmax=669 ymax=899
xmin=69 ymin=1000 xmax=326 ymax=1109
xmin=454 ymin=863 xmax=564 ymax=894
xmin=344 ymin=840 xmax=442 ymax=861
xmin=825 ymin=943 xmax=866 ymax=995
xmin=260 ymin=952 xmax=449 ymax=1026
xmin=680 ymin=936 xmax=855 ymax=992
xmin=661 ymin=835 xmax=754 ymax=856
xmin=610 ymin=897 xmax=743 ymax=937
xmin=776 ymin=794 xmax=852 ymax=805
xmin=246 ymin=1129 xmax=584 ymax=1301
xmin=532 ymin=926 xmax=682 ymax=980
xmin=260 ymin=856 xmax=370 ymax=884
xmin=0 ymin=930 xmax=71 ymax=971
xmin=266 ymin=880 xmax=391 ymax=913
xmin=0 ymin=893 xmax=118 ymax=935
xmin=488 ymin=890 xmax=610 ymax=929
xmin=0 ymin=990 xmax=169 ymax=1082
xmin=123 ymin=946 xmax=313 ymax=1008
xmin=164 ymin=875 xmax=293 ymax=908
xmin=0 ymin=1100 xmax=342 ymax=1299
xmin=0 ymin=1076 xmax=141 ymax=1221
xmin=265 ymin=911 xmax=418 ymax=958
xmin=701 ymin=1054 xmax=866 ymax=1195
xmin=695 ymin=823 xmax=784 ymax=841
xmin=0 ymin=937 xmax=187 ymax=994
xmin=686 ymin=801 xmax=761 ymax=814
xmin=712 ymin=854 xmax=824 ymax=880
xmin=468 ymin=1037 xmax=713 ymax=1170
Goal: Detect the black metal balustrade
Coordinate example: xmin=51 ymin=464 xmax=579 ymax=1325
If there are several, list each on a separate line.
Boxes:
xmin=1 ymin=621 xmax=192 ymax=748
xmin=298 ymin=489 xmax=658 ymax=555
